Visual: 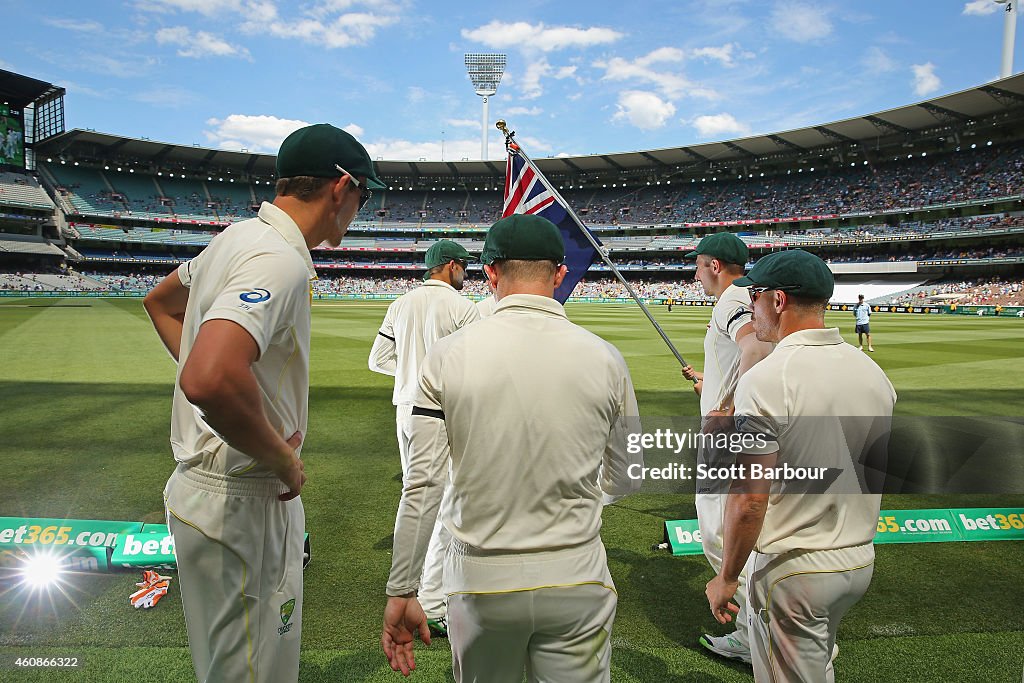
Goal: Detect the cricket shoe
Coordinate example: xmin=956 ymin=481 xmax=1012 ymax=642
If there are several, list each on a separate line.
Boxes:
xmin=427 ymin=616 xmax=448 ymax=638
xmin=699 ymin=633 xmax=752 ymax=664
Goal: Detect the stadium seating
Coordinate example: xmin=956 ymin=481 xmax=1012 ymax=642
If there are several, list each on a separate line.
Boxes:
xmin=0 ymin=172 xmax=55 ymax=210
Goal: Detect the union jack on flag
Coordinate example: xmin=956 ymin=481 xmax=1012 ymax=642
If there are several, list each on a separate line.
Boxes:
xmin=502 ymin=150 xmax=602 ymax=303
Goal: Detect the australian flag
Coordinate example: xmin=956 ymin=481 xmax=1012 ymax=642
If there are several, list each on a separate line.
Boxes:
xmin=502 ymin=150 xmax=602 ymax=303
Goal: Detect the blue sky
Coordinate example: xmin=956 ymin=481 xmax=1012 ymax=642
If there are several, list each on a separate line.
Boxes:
xmin=3 ymin=0 xmax=1019 ymax=160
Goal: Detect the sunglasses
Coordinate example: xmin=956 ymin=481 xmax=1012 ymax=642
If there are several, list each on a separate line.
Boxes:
xmin=334 ymin=164 xmax=373 ymax=210
xmin=748 ymin=285 xmax=800 ymax=301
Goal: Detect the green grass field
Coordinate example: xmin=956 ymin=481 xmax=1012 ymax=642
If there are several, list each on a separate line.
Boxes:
xmin=1 ymin=297 xmax=1022 ymax=682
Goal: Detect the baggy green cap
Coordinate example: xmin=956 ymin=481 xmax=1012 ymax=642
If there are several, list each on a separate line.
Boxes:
xmin=276 ymin=123 xmax=387 ymax=189
xmin=684 ymin=232 xmax=749 ymax=266
xmin=480 ymin=214 xmax=565 ymax=265
xmin=423 ymin=240 xmax=474 ymax=280
xmin=734 ymin=249 xmax=834 ymax=299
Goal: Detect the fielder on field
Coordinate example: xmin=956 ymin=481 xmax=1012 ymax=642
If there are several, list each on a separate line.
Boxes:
xmin=368 ymin=239 xmax=479 ymax=636
xmin=706 ymin=249 xmax=896 ymax=683
xmin=144 ymin=123 xmax=384 ymax=683
xmin=381 ymin=214 xmax=643 ymax=682
xmin=681 ymin=233 xmax=773 ymax=664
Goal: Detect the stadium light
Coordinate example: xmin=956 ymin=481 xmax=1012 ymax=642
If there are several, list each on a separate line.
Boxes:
xmin=464 ymin=53 xmax=507 ymax=160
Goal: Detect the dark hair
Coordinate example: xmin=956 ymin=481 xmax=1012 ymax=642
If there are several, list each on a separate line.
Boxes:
xmin=275 ymin=176 xmax=334 ymax=200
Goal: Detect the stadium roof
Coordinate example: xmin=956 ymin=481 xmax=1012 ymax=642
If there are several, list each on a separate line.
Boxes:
xmin=0 ymin=69 xmax=64 ymax=108
xmin=37 ymin=73 xmax=1024 ymax=180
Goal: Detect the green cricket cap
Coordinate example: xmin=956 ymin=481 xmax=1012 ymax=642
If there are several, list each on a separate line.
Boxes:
xmin=684 ymin=232 xmax=748 ymax=266
xmin=423 ymin=240 xmax=474 ymax=280
xmin=276 ymin=123 xmax=387 ymax=189
xmin=734 ymin=249 xmax=834 ymax=299
xmin=480 ymin=214 xmax=565 ymax=265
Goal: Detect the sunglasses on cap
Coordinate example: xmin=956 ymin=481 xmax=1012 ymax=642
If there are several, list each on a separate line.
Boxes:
xmin=334 ymin=164 xmax=372 ymax=210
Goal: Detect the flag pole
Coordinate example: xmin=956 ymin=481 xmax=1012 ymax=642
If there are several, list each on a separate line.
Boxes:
xmin=496 ymin=120 xmax=693 ymax=372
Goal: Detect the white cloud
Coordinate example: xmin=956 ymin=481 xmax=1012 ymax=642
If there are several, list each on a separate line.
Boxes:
xmin=445 ymin=118 xmax=480 ymax=129
xmin=612 ymin=91 xmax=676 ymax=131
xmin=911 ymin=62 xmax=941 ymax=96
xmin=691 ymin=113 xmax=751 ymax=139
xmin=503 ymin=106 xmax=543 ymax=116
xmin=343 ymin=123 xmax=364 ymax=138
xmin=155 ymin=26 xmax=251 ymax=59
xmin=770 ymin=1 xmax=833 ymax=43
xmin=518 ymin=58 xmax=580 ymax=99
xmin=141 ymin=0 xmax=402 ymax=49
xmin=689 ymin=43 xmax=752 ymax=67
xmin=408 ymin=86 xmax=427 ymax=103
xmin=362 ymin=137 xmax=508 ymax=161
xmin=862 ymin=46 xmax=897 ymax=73
xmin=204 ymin=114 xmax=312 ymax=152
xmin=136 ymin=0 xmax=245 ymax=16
xmin=595 ymin=48 xmax=717 ymax=100
xmin=963 ymin=0 xmax=1000 ymax=15
xmin=460 ymin=21 xmax=623 ymax=52
xmin=44 ymin=18 xmax=105 ymax=32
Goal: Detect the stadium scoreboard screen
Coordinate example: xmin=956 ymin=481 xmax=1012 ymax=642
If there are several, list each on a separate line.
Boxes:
xmin=0 ymin=103 xmax=26 ymax=170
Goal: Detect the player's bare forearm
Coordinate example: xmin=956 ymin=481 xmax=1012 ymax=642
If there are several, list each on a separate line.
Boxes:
xmin=735 ymin=325 xmax=774 ymax=378
xmin=720 ymin=453 xmax=774 ymax=581
xmin=143 ymin=273 xmax=190 ymax=361
xmin=180 ymin=320 xmax=302 ymax=492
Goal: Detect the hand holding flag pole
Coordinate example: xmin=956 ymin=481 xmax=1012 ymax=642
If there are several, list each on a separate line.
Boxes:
xmin=495 ymin=120 xmax=693 ymax=377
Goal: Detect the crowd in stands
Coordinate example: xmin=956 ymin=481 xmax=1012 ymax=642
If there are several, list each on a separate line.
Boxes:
xmin=888 ymin=277 xmax=1024 ymax=306
xmin=39 ymin=140 xmax=1024 ymax=227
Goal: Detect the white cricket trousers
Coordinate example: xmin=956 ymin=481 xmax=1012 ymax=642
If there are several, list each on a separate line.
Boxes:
xmin=396 ymin=403 xmax=451 ymax=618
xmin=696 ymin=491 xmax=750 ymax=647
xmin=445 ymin=537 xmax=617 ymax=683
xmin=746 ymin=543 xmax=875 ymax=683
xmin=164 ymin=464 xmax=305 ymax=683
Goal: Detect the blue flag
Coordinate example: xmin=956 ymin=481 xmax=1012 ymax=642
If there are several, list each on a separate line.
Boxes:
xmin=502 ymin=150 xmax=602 ymax=303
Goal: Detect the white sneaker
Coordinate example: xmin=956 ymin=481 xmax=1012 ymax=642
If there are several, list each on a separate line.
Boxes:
xmin=699 ymin=633 xmax=752 ymax=664
xmin=858 ymin=345 xmax=864 ymax=351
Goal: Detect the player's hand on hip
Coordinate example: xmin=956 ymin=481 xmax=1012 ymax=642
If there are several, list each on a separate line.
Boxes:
xmin=277 ymin=431 xmax=306 ymax=501
xmin=382 ymin=596 xmax=431 ymax=676
xmin=705 ymin=574 xmax=741 ymax=625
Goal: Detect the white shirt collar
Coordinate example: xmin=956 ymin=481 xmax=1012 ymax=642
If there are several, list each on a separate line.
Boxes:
xmin=257 ymin=202 xmax=316 ymax=278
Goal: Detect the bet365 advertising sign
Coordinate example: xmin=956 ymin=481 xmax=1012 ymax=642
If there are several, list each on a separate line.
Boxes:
xmin=664 ymin=508 xmax=1024 ymax=556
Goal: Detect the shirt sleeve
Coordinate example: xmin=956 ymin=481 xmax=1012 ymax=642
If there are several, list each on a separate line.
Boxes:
xmin=724 ymin=299 xmax=753 ymax=343
xmin=369 ymin=303 xmax=398 ymax=375
xmin=733 ymin=369 xmax=783 ymax=455
xmin=387 ymin=340 xmax=451 ymax=597
xmin=600 ymin=348 xmax=643 ymax=501
xmin=201 ymin=250 xmax=308 ymax=358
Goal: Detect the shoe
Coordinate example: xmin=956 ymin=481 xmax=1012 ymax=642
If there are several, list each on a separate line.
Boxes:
xmin=868 ymin=347 xmax=875 ymax=352
xmin=858 ymin=346 xmax=864 ymax=351
xmin=699 ymin=633 xmax=752 ymax=664
xmin=427 ymin=616 xmax=448 ymax=638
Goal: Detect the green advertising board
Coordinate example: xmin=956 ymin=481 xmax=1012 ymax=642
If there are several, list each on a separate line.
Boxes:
xmin=0 ymin=517 xmax=144 ymax=572
xmin=664 ymin=508 xmax=1024 ymax=556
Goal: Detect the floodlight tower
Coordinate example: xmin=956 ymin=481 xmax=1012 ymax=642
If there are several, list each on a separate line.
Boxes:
xmin=464 ymin=53 xmax=507 ymax=159
xmin=996 ymin=0 xmax=1017 ymax=78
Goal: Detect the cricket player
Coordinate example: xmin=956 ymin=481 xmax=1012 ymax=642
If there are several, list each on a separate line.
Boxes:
xmin=854 ymin=294 xmax=874 ymax=351
xmin=706 ymin=249 xmax=896 ymax=683
xmin=144 ymin=123 xmax=385 ymax=683
xmin=380 ymin=214 xmax=643 ymax=682
xmin=368 ymin=239 xmax=479 ymax=635
xmin=681 ymin=233 xmax=773 ymax=663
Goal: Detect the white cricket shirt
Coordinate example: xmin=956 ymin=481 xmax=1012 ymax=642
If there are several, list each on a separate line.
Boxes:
xmin=387 ymin=294 xmax=643 ymax=595
xmin=734 ymin=328 xmax=897 ymax=554
xmin=170 ymin=202 xmax=315 ymax=477
xmin=368 ymin=279 xmax=479 ymax=405
xmin=701 ymin=283 xmax=754 ymax=415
